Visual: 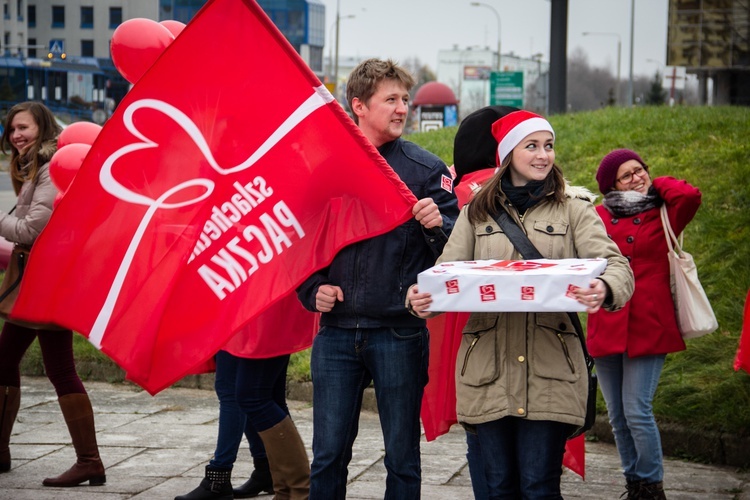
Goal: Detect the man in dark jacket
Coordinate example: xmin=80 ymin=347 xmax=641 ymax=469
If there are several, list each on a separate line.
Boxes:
xmin=297 ymin=58 xmax=459 ymax=499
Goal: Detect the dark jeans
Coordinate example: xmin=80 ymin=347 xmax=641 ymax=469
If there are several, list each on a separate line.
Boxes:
xmin=466 ymin=430 xmax=489 ymax=500
xmin=211 ymin=350 xmax=290 ymax=469
xmin=0 ymin=322 xmax=85 ymax=396
xmin=211 ymin=350 xmax=270 ymax=470
xmin=475 ymin=417 xmax=574 ymax=500
xmin=309 ymin=325 xmax=429 ymax=500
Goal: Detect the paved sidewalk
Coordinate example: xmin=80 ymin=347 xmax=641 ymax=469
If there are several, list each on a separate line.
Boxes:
xmin=0 ymin=377 xmax=748 ymax=499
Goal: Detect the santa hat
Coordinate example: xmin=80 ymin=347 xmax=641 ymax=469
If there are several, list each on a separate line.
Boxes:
xmin=491 ymin=110 xmax=555 ymax=165
xmin=453 ymin=105 xmax=519 ymax=185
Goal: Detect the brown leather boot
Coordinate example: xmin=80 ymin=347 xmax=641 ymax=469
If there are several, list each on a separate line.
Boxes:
xmin=0 ymin=386 xmax=20 ymax=472
xmin=258 ymin=416 xmax=310 ymax=500
xmin=42 ymin=393 xmax=106 ymax=487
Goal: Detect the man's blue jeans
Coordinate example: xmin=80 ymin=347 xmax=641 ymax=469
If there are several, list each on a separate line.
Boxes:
xmin=475 ymin=417 xmax=573 ymax=499
xmin=595 ymin=353 xmax=666 ymax=484
xmin=309 ymin=325 xmax=429 ymax=500
xmin=211 ymin=350 xmax=289 ymax=469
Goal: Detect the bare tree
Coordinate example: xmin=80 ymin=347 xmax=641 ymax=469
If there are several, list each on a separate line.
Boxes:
xmin=566 ymin=48 xmax=619 ymax=111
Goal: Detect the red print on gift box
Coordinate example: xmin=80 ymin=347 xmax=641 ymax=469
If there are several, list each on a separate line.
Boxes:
xmin=477 ymin=260 xmax=556 ymax=272
xmin=480 ymin=284 xmax=496 ymax=302
xmin=521 ymin=286 xmax=535 ymax=301
xmin=446 ymin=279 xmax=460 ymax=294
xmin=565 ymin=284 xmax=580 ymax=300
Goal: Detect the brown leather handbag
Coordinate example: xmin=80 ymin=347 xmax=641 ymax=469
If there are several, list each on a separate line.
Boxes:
xmin=0 ymin=244 xmax=63 ymax=330
xmin=0 ymin=244 xmax=31 ymax=320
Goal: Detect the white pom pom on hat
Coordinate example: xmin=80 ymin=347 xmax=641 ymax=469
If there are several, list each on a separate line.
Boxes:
xmin=491 ymin=110 xmax=555 ymax=165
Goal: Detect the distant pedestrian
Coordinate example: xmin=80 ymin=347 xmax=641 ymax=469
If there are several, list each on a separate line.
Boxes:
xmin=587 ymin=148 xmax=702 ymax=499
xmin=0 ymin=101 xmax=106 ymax=487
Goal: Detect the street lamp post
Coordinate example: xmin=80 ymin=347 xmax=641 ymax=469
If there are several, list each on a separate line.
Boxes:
xmin=328 ymin=14 xmax=354 ymax=83
xmin=627 ymin=0 xmax=635 ymax=106
xmin=582 ymin=31 xmax=621 ymax=105
xmin=470 ymin=2 xmax=501 ymax=71
xmin=332 ymin=0 xmax=358 ymax=97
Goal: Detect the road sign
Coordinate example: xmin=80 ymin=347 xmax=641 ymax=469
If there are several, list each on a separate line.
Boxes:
xmin=49 ymin=39 xmax=65 ymax=55
xmin=663 ymin=66 xmax=687 ymax=91
xmin=490 ymin=71 xmax=524 ymax=107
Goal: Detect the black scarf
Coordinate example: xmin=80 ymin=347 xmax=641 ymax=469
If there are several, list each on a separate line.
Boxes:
xmin=501 ymin=176 xmax=547 ymax=215
xmin=602 ymin=185 xmax=663 ymax=217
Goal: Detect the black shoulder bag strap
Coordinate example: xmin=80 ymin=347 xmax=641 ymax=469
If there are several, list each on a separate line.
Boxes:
xmin=491 ymin=210 xmax=595 ymax=372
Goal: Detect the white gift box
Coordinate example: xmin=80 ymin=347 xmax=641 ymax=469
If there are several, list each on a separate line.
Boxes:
xmin=418 ymin=258 xmax=608 ymax=312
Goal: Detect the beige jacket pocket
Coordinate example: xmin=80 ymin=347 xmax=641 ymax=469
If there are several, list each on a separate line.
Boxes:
xmin=458 ymin=314 xmax=500 ymax=387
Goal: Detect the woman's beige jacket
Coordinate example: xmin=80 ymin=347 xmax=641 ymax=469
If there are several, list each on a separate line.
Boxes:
xmin=0 ymin=140 xmax=58 ymax=246
xmin=437 ymin=186 xmax=634 ymax=427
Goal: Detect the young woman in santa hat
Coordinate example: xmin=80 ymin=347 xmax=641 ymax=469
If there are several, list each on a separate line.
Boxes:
xmin=408 ymin=110 xmax=634 ymax=499
xmin=587 ymin=149 xmax=702 ymax=500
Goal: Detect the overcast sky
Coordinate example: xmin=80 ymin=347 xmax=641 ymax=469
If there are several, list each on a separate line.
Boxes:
xmin=318 ymin=0 xmax=669 ymax=79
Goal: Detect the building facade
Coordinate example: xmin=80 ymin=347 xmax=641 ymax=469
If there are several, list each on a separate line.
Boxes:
xmin=667 ymin=0 xmax=749 ymax=105
xmin=0 ymin=0 xmax=325 ymax=120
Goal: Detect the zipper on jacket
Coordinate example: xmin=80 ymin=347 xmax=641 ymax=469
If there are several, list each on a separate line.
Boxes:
xmin=461 ymin=334 xmax=482 ymax=376
xmin=557 ymin=333 xmax=576 ymax=374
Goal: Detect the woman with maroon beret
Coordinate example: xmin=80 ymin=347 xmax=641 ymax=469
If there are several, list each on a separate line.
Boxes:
xmin=587 ymin=149 xmax=702 ymax=500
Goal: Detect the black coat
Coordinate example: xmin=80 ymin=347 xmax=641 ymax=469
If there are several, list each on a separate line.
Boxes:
xmin=296 ymin=138 xmax=459 ymax=328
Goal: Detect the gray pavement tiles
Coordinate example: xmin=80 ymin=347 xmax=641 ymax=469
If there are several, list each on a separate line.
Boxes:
xmin=0 ymin=377 xmax=747 ymax=499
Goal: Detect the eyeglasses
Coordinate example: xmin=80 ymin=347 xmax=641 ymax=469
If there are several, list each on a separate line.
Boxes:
xmin=616 ymin=166 xmax=648 ymax=184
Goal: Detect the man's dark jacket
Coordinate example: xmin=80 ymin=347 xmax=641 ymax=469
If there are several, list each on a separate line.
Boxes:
xmin=296 ymin=138 xmax=459 ymax=328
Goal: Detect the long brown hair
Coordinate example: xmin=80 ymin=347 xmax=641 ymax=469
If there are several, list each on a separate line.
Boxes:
xmin=466 ymin=151 xmax=566 ymax=225
xmin=1 ymin=101 xmax=61 ymax=194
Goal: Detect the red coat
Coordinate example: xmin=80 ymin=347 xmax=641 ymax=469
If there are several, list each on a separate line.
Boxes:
xmin=587 ymin=177 xmax=702 ymax=358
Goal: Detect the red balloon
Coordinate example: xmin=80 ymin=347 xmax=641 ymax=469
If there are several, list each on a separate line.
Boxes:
xmin=160 ymin=20 xmax=186 ymax=38
xmin=49 ymin=143 xmax=91 ymax=192
xmin=57 ymin=121 xmax=102 ymax=149
xmin=53 ymin=190 xmax=65 ymax=209
xmin=111 ymin=18 xmax=175 ymax=84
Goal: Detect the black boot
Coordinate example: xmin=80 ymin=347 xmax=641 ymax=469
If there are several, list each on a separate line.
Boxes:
xmin=175 ymin=465 xmax=233 ymax=500
xmin=638 ymin=481 xmax=667 ymax=500
xmin=622 ymin=478 xmax=644 ymax=499
xmin=233 ymin=457 xmax=273 ymax=498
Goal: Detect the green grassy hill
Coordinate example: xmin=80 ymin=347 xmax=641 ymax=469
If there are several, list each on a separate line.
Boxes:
xmin=409 ymin=105 xmax=750 ymax=437
xmin=17 ymin=105 xmax=750 ymax=439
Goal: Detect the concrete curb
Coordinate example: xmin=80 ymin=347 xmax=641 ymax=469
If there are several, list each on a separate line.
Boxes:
xmin=20 ymin=359 xmax=750 ymax=469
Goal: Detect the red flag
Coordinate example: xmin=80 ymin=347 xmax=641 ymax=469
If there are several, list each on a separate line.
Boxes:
xmin=420 ymin=167 xmax=586 ymax=478
xmin=562 ymin=434 xmax=586 ymax=479
xmin=12 ymin=0 xmax=416 ymax=394
xmin=734 ymin=290 xmax=750 ymax=373
xmin=421 ymin=312 xmax=469 ymax=441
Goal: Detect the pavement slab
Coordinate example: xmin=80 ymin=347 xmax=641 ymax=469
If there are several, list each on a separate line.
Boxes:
xmin=0 ymin=377 xmax=747 ymax=499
